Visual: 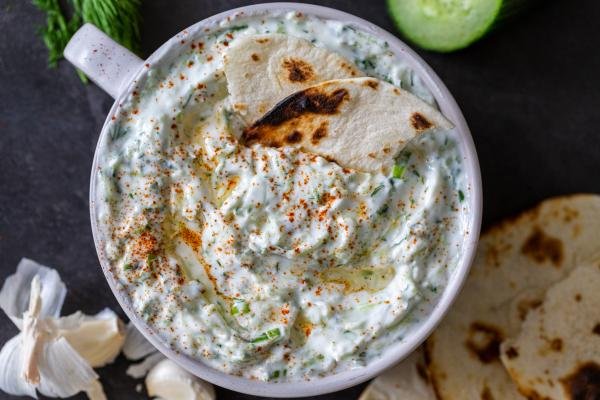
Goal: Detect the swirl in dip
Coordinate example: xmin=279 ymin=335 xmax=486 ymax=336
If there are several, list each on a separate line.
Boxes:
xmin=95 ymin=11 xmax=470 ymax=381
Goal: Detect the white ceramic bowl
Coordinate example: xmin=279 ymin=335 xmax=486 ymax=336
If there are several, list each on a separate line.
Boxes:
xmin=65 ymin=3 xmax=482 ymax=397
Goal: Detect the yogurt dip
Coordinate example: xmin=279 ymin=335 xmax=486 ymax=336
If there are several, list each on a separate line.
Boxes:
xmin=95 ymin=11 xmax=470 ymax=381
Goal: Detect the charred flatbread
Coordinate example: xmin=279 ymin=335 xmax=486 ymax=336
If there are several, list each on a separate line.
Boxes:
xmin=224 ymin=33 xmax=362 ymax=124
xmin=500 ymin=263 xmax=600 ymax=400
xmin=242 ymin=77 xmax=453 ymax=174
xmin=426 ymin=194 xmax=600 ymax=399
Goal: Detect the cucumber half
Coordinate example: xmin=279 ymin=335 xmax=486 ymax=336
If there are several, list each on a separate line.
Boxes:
xmin=387 ymin=0 xmax=522 ymax=52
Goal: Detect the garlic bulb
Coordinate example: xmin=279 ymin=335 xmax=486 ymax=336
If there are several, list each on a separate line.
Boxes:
xmin=146 ymin=359 xmax=216 ymax=400
xmin=0 ymin=276 xmax=99 ymax=398
xmin=0 ymin=258 xmax=124 ymax=399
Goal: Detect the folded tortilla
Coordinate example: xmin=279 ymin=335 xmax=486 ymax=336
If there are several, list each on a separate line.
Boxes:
xmin=224 ymin=33 xmax=362 ymax=124
xmin=242 ymin=77 xmax=453 ymax=174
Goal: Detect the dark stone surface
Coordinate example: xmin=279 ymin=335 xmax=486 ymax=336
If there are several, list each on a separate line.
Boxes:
xmin=0 ymin=0 xmax=599 ymax=399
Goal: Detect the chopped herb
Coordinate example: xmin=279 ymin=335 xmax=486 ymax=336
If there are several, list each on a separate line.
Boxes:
xmin=146 ymin=253 xmax=156 ymax=265
xmin=266 ymin=328 xmax=280 ymax=339
xmin=317 ymin=353 xmax=325 ymax=360
xmin=361 ymin=270 xmax=374 ymax=279
xmin=251 ymin=333 xmax=268 ymax=344
xmin=123 ymin=263 xmax=132 ymax=271
xmin=357 ymin=56 xmax=376 ymax=70
xmin=228 ymin=25 xmax=248 ymax=31
xmin=252 ymin=328 xmax=281 ymax=344
xmin=271 ymin=370 xmax=280 ymax=379
xmin=371 ymin=184 xmax=385 ymax=197
xmin=458 ymin=190 xmax=465 ymax=202
xmin=109 ymin=124 xmax=128 ymax=141
xmin=134 ymin=223 xmax=149 ymax=234
xmin=377 ymin=204 xmax=389 ymax=215
xmin=392 ymin=164 xmax=406 ymax=179
xmin=231 ymin=299 xmax=250 ymax=316
xmin=182 ymin=91 xmax=194 ymax=108
xmin=310 ymin=190 xmax=322 ymax=203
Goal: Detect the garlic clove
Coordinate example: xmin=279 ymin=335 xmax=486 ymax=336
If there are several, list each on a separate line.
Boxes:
xmin=126 ymin=352 xmax=165 ymax=379
xmin=145 ymin=359 xmax=215 ymax=400
xmin=0 ymin=334 xmax=37 ymax=398
xmin=53 ymin=309 xmax=125 ymax=368
xmin=123 ymin=322 xmax=157 ymax=361
xmin=36 ymin=337 xmax=99 ymax=398
xmin=0 ymin=258 xmax=66 ymax=329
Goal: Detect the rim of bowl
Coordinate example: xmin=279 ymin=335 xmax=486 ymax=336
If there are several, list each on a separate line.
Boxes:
xmin=89 ymin=3 xmax=482 ymax=397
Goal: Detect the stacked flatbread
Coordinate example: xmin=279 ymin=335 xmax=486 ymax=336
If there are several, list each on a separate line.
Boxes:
xmin=361 ymin=194 xmax=600 ymax=400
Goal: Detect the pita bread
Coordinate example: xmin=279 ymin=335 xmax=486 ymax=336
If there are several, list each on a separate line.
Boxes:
xmin=425 ymin=194 xmax=600 ymax=399
xmin=500 ymin=263 xmax=600 ymax=400
xmin=224 ymin=34 xmax=362 ymax=123
xmin=360 ymin=347 xmax=436 ymax=400
xmin=242 ymin=77 xmax=453 ymax=174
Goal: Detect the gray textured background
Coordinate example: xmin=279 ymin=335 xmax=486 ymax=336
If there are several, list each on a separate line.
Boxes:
xmin=1 ymin=0 xmax=599 ymax=399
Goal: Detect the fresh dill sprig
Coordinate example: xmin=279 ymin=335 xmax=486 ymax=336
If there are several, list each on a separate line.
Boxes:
xmin=32 ymin=0 xmax=81 ymax=67
xmin=74 ymin=0 xmax=142 ymax=54
xmin=32 ymin=0 xmax=142 ymax=82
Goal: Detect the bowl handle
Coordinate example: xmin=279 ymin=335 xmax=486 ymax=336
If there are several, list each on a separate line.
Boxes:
xmin=64 ymin=23 xmax=143 ymax=99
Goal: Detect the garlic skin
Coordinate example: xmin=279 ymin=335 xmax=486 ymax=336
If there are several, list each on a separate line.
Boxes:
xmin=127 ymin=352 xmax=165 ymax=379
xmin=0 ymin=258 xmax=66 ymax=329
xmin=146 ymin=359 xmax=216 ymax=400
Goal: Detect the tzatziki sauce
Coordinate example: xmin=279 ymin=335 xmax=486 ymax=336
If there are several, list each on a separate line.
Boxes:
xmin=94 ymin=11 xmax=470 ymax=381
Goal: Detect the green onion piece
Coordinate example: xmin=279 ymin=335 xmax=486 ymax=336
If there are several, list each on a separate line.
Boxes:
xmin=392 ymin=164 xmax=405 ymax=179
xmin=231 ymin=299 xmax=250 ymax=316
xmin=271 ymin=370 xmax=280 ymax=379
xmin=251 ymin=333 xmax=268 ymax=343
xmin=458 ymin=190 xmax=465 ymax=202
xmin=266 ymin=328 xmax=281 ymax=339
xmin=252 ymin=327 xmax=281 ymax=344
xmin=123 ymin=263 xmax=132 ymax=270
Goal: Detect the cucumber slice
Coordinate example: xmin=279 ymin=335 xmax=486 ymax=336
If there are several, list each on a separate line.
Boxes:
xmin=387 ymin=0 xmax=523 ymax=52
